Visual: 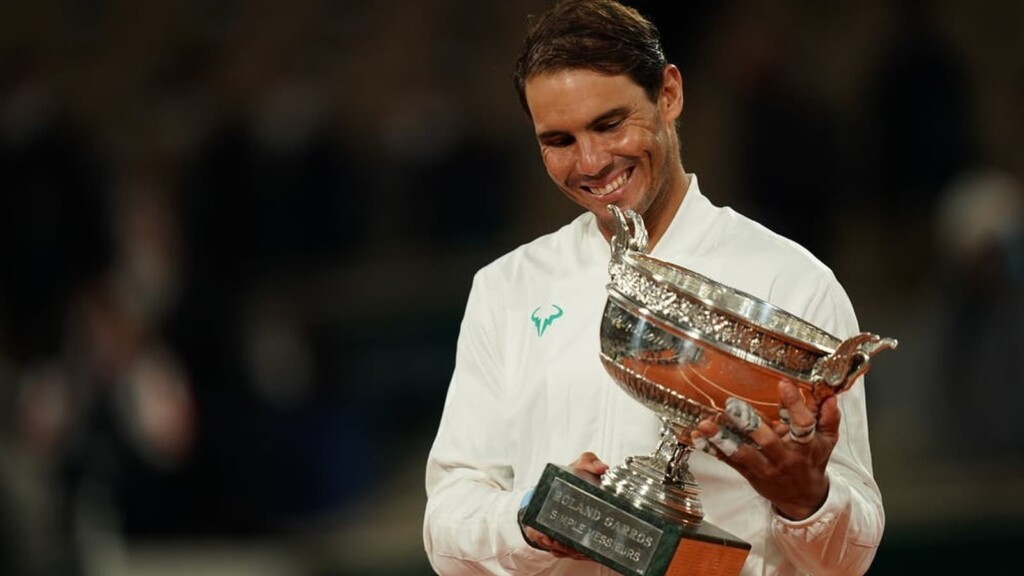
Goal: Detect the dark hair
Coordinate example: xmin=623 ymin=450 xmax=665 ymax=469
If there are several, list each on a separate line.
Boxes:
xmin=513 ymin=0 xmax=668 ymax=117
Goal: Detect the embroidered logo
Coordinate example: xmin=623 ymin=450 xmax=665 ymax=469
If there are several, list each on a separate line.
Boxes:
xmin=531 ymin=304 xmax=564 ymax=336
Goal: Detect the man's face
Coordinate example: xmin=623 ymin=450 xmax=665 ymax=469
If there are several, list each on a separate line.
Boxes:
xmin=524 ymin=67 xmax=683 ymax=239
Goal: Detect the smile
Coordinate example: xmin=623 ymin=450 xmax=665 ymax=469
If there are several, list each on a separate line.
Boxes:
xmin=587 ymin=170 xmax=630 ymax=197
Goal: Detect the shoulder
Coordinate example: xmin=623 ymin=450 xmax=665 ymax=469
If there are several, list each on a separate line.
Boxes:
xmin=685 ymin=203 xmax=828 ymax=274
xmin=673 ymin=181 xmax=833 ymax=284
xmin=475 ymin=211 xmax=596 ymax=286
xmin=460 ymin=212 xmax=599 ymax=334
xmin=683 ymin=205 xmax=854 ymax=331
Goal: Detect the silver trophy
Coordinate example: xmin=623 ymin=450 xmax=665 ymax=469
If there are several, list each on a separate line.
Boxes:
xmin=598 ymin=205 xmax=898 ymax=528
xmin=523 ymin=205 xmax=897 ymax=576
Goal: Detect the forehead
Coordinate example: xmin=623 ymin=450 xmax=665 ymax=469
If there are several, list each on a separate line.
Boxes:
xmin=524 ymin=69 xmax=648 ymax=133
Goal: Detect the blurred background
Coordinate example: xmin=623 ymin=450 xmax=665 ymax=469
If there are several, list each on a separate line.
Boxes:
xmin=1 ymin=0 xmax=1022 ymax=574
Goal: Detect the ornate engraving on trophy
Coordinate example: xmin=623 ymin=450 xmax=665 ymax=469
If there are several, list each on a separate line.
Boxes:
xmin=522 ymin=205 xmax=898 ymax=576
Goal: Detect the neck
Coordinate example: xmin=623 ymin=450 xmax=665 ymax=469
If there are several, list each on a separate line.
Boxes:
xmin=642 ymin=169 xmax=689 ymax=250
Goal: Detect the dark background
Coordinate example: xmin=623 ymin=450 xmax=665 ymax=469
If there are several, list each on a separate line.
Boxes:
xmin=1 ymin=1 xmax=1023 ymax=574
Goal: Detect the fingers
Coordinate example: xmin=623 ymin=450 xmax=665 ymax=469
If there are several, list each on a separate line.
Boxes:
xmin=524 ymin=527 xmax=589 ymax=560
xmin=688 ymin=388 xmax=838 ymax=520
xmin=724 ymin=397 xmax=761 ymax=434
xmin=570 ymin=451 xmax=609 ymax=476
xmin=778 ymin=381 xmax=815 ymax=423
xmin=692 ymin=413 xmax=777 ymax=463
xmin=778 ymin=381 xmax=818 ymax=444
xmin=772 ymin=420 xmax=791 ymax=437
xmin=787 ymin=422 xmax=816 ymax=443
xmin=692 ymin=420 xmax=741 ymax=457
xmin=691 ymin=397 xmax=764 ymax=458
xmin=692 ymin=385 xmax=832 ymax=462
xmin=815 ymin=394 xmax=840 ymax=437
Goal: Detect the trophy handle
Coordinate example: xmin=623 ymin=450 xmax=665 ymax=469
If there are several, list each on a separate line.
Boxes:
xmin=608 ymin=205 xmax=650 ymax=271
xmin=811 ymin=333 xmax=899 ymax=392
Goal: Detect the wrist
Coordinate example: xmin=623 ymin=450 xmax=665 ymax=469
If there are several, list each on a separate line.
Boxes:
xmin=774 ymin=482 xmax=830 ymax=521
xmin=517 ymin=506 xmax=546 ymax=550
xmin=517 ymin=487 xmax=545 ymax=550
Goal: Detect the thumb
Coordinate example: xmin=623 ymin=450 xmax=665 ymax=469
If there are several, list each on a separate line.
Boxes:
xmin=572 ymin=451 xmax=609 ymax=475
xmin=816 ymin=395 xmax=841 ymax=438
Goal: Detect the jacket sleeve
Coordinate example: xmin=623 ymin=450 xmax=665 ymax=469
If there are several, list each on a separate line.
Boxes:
xmin=423 ymin=272 xmax=558 ymax=575
xmin=769 ymin=272 xmax=885 ymax=575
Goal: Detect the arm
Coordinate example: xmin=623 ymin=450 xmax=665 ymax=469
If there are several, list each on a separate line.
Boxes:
xmin=771 ymin=272 xmax=885 ymax=575
xmin=769 ymin=382 xmax=884 ymax=576
xmin=422 ymin=273 xmax=557 ymax=575
xmin=693 ymin=271 xmax=885 ymax=575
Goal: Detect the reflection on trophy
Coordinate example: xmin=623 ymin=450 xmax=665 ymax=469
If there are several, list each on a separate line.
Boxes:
xmin=522 ymin=205 xmax=898 ymax=576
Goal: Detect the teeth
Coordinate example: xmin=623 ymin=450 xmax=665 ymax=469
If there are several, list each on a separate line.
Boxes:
xmin=591 ymin=172 xmax=628 ymax=197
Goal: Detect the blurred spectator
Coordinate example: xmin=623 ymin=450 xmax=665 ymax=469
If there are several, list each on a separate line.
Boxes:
xmin=167 ymin=71 xmax=379 ymax=534
xmin=170 ymin=73 xmax=366 ymax=391
xmin=0 ymin=59 xmax=114 ymax=576
xmin=925 ymin=168 xmax=1024 ymax=462
xmin=10 ymin=173 xmax=199 ymax=574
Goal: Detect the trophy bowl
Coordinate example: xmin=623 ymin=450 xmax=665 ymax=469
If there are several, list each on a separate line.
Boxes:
xmin=520 ymin=206 xmax=897 ymax=576
xmin=597 ymin=205 xmax=898 ymax=526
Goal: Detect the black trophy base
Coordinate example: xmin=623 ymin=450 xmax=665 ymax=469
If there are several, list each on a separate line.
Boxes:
xmin=522 ymin=463 xmax=750 ymax=576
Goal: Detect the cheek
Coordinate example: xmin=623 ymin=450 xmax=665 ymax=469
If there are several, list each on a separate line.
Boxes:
xmin=620 ymin=126 xmax=655 ymax=153
xmin=541 ymin=148 xmax=573 ymax=181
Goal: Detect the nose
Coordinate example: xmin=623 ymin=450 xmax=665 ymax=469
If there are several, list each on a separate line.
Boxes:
xmin=575 ymin=135 xmax=611 ymax=177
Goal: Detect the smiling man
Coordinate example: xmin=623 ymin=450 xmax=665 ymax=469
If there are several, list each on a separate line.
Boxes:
xmin=423 ymin=2 xmax=884 ymax=575
xmin=527 ymin=66 xmax=686 ymax=248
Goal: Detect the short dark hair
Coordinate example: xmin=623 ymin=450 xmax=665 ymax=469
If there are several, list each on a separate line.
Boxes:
xmin=513 ymin=0 xmax=668 ymax=117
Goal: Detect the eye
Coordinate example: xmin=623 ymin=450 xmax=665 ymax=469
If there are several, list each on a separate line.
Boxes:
xmin=597 ymin=118 xmax=623 ymax=132
xmin=541 ymin=135 xmax=574 ymax=148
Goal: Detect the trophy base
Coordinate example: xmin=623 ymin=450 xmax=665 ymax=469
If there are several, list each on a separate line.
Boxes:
xmin=522 ymin=464 xmax=750 ymax=576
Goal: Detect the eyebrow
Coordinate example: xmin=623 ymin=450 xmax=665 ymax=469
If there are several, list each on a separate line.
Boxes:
xmin=535 ymin=106 xmax=631 ymax=141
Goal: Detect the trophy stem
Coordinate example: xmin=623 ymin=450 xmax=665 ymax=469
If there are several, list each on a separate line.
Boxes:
xmin=601 ymin=419 xmax=704 ymax=526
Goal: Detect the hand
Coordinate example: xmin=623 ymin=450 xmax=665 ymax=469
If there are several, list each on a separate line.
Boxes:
xmin=691 ymin=381 xmax=838 ymax=520
xmin=520 ymin=452 xmax=609 ymax=560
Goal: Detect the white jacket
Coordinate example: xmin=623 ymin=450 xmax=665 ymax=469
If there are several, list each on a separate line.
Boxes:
xmin=423 ymin=176 xmax=883 ymax=575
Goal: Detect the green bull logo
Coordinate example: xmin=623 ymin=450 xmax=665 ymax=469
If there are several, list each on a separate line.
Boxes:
xmin=531 ymin=304 xmax=564 ymax=336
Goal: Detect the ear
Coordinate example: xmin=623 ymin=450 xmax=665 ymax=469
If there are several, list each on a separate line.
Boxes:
xmin=660 ymin=65 xmax=684 ymax=122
